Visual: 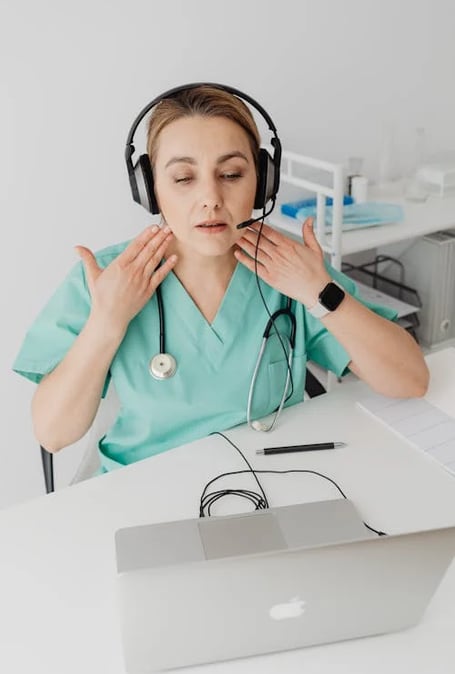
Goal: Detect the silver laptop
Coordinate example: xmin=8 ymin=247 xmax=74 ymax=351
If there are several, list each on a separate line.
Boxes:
xmin=115 ymin=499 xmax=455 ymax=672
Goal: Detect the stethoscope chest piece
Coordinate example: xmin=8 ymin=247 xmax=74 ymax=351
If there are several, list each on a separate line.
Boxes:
xmin=149 ymin=353 xmax=177 ymax=380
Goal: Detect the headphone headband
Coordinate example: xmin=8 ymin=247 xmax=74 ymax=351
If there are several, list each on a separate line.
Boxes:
xmin=126 ymin=82 xmax=279 ymax=148
xmin=125 ymin=82 xmax=282 ymax=214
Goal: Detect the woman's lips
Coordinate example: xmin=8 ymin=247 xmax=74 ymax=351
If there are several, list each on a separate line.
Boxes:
xmin=195 ymin=220 xmax=228 ymax=233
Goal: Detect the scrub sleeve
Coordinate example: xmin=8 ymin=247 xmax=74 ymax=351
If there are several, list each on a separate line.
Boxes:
xmin=12 ymin=260 xmax=111 ymax=397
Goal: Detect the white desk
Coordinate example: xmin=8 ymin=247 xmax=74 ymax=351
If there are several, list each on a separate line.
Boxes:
xmin=1 ymin=354 xmax=455 ymax=674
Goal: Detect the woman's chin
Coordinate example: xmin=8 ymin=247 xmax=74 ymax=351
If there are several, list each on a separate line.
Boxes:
xmin=188 ymin=235 xmax=237 ymax=258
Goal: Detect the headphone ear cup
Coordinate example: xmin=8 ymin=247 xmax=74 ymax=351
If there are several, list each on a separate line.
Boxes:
xmin=254 ymin=149 xmax=277 ymax=210
xmin=131 ymin=154 xmax=160 ymax=214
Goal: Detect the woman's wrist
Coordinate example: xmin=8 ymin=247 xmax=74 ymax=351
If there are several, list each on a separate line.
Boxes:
xmin=86 ymin=310 xmax=128 ymax=345
xmin=299 ymin=271 xmax=332 ymax=309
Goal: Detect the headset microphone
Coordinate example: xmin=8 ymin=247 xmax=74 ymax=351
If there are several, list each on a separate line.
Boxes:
xmin=236 ymin=217 xmax=259 ymax=230
xmin=236 ymin=200 xmax=276 ymax=230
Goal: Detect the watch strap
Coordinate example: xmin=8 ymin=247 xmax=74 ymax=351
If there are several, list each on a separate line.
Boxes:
xmin=308 ymin=280 xmax=345 ymax=318
xmin=307 ymin=300 xmax=331 ymax=319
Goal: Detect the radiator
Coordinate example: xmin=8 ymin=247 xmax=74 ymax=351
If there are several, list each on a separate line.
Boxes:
xmin=398 ymin=229 xmax=455 ymax=347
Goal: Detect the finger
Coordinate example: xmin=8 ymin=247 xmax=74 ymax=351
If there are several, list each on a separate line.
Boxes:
xmin=301 ymin=217 xmax=322 ymax=254
xmin=234 ymin=247 xmax=267 ymax=275
xmin=148 ymin=254 xmax=178 ymax=290
xmin=236 ymin=236 xmax=272 ymax=265
xmin=135 ymin=228 xmax=173 ymax=271
xmin=247 ymin=221 xmax=284 ymax=245
xmin=142 ymin=234 xmax=175 ymax=278
xmin=74 ymin=246 xmax=102 ymax=289
xmin=117 ymin=225 xmax=160 ymax=266
xmin=239 ymin=229 xmax=277 ymax=257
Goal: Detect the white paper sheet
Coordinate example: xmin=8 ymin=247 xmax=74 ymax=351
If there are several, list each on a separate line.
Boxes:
xmin=357 ymin=348 xmax=455 ymax=475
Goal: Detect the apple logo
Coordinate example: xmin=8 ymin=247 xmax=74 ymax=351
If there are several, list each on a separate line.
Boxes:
xmin=269 ymin=596 xmax=307 ymax=621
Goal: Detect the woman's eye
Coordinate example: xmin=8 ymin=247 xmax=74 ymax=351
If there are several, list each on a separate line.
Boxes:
xmin=173 ymin=172 xmax=243 ymax=184
xmin=222 ymin=173 xmax=242 ymax=180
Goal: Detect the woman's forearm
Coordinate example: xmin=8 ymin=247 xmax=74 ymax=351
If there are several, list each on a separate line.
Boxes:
xmin=31 ymin=313 xmax=126 ymax=452
xmin=322 ymin=293 xmax=429 ymax=397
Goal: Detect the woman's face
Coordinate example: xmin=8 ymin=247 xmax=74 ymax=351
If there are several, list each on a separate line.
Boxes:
xmin=153 ymin=114 xmax=257 ymax=257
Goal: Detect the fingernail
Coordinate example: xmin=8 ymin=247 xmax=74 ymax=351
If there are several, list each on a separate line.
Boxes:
xmin=151 ymin=225 xmax=159 ymax=233
xmin=163 ymin=225 xmax=171 ymax=233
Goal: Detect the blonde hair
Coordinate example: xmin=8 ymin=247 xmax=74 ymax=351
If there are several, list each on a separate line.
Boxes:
xmin=146 ymin=85 xmax=261 ymax=169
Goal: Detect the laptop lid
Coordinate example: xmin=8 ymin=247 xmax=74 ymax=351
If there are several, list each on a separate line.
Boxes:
xmin=115 ymin=500 xmax=455 ymax=672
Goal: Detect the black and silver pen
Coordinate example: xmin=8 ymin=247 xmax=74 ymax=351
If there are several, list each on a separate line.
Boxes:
xmin=256 ymin=442 xmax=346 ymax=456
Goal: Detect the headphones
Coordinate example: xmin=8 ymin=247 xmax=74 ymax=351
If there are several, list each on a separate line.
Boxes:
xmin=125 ymin=82 xmax=282 ymax=214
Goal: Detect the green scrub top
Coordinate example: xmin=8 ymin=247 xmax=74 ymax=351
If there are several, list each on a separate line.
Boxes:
xmin=13 ymin=239 xmax=397 ymax=473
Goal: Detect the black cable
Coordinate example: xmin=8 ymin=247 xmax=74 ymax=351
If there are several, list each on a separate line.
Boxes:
xmin=252 ymin=206 xmax=295 ymax=402
xmin=156 ymin=285 xmax=165 ymax=354
xmin=206 ymin=432 xmax=270 ymax=513
xmin=202 ymin=432 xmax=387 ymax=537
xmin=204 ymin=490 xmax=266 ymax=517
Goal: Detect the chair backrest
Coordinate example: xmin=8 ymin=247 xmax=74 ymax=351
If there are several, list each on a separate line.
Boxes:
xmin=40 ymin=370 xmax=326 ymax=493
xmin=40 ymin=446 xmax=54 ymax=494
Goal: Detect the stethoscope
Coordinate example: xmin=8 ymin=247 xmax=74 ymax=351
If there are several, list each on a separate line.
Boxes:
xmin=247 ymin=298 xmax=296 ymax=432
xmin=148 ymin=284 xmax=178 ymax=380
xmin=149 ymin=285 xmax=296 ymax=432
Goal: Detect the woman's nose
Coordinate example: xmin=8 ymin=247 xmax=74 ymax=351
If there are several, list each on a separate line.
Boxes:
xmin=200 ymin=176 xmax=223 ymax=209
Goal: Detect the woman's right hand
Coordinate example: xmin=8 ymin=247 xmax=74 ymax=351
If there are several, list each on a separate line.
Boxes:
xmin=75 ymin=225 xmax=176 ymax=335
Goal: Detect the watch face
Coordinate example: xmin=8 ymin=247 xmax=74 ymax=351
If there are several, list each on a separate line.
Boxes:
xmin=319 ymin=282 xmax=345 ymax=311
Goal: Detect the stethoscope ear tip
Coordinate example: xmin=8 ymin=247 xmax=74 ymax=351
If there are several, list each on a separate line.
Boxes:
xmin=252 ymin=420 xmax=268 ymax=432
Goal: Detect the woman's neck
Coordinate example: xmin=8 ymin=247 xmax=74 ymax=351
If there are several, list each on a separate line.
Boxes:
xmin=164 ymin=244 xmax=238 ymax=323
xmin=166 ymin=244 xmax=237 ymax=289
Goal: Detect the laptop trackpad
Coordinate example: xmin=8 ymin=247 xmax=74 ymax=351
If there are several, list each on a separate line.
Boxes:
xmin=198 ymin=512 xmax=286 ymax=560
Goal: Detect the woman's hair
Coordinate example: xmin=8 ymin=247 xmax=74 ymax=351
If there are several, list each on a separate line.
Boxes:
xmin=146 ymin=85 xmax=261 ymax=169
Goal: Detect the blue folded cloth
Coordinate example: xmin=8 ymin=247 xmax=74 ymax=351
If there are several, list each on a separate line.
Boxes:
xmin=281 ymin=195 xmax=354 ymax=218
xmin=293 ymin=202 xmax=404 ymax=230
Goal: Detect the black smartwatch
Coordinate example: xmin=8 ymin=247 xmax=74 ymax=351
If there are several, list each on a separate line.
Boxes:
xmin=308 ymin=281 xmax=346 ymax=318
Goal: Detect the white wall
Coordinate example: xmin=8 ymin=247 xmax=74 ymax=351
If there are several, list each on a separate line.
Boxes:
xmin=2 ymin=0 xmax=455 ymax=508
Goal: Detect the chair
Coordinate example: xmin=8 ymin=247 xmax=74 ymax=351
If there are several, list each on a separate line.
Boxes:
xmin=39 ymin=383 xmax=120 ymax=494
xmin=39 ymin=370 xmax=327 ymax=494
xmin=304 ymin=367 xmax=326 ymax=398
xmin=40 ymin=447 xmax=55 ymax=494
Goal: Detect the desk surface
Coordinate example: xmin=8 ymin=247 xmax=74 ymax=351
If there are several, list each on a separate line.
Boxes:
xmin=269 ymin=193 xmax=455 ymax=255
xmin=1 ymin=351 xmax=455 ymax=674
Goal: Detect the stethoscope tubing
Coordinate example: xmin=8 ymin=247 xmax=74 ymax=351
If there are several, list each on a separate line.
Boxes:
xmin=152 ymin=280 xmax=296 ymax=431
xmin=246 ymin=334 xmax=294 ymax=432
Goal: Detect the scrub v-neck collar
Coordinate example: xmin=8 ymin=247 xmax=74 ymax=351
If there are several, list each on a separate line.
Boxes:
xmin=162 ymin=262 xmax=255 ymax=361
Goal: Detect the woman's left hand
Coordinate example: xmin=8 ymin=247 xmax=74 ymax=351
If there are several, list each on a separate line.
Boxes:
xmin=234 ymin=217 xmax=331 ymax=308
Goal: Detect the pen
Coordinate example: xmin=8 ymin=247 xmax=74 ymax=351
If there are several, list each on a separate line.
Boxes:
xmin=255 ymin=442 xmax=347 ymax=455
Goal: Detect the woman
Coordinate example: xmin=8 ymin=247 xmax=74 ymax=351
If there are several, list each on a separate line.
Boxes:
xmin=13 ymin=84 xmax=429 ymax=473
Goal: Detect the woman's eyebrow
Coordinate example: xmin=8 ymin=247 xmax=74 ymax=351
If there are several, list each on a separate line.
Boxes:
xmin=165 ymin=156 xmax=195 ymax=169
xmin=164 ymin=151 xmax=249 ymax=169
xmin=216 ymin=151 xmax=249 ymax=164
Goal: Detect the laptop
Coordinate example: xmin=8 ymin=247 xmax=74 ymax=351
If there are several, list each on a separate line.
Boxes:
xmin=115 ymin=499 xmax=455 ymax=672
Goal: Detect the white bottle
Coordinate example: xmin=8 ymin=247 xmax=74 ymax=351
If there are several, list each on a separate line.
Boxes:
xmin=351 ymin=175 xmax=368 ymax=203
xmin=378 ymin=124 xmax=395 ymax=185
xmin=404 ymin=127 xmax=428 ymax=202
xmin=410 ymin=127 xmax=426 ymax=176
